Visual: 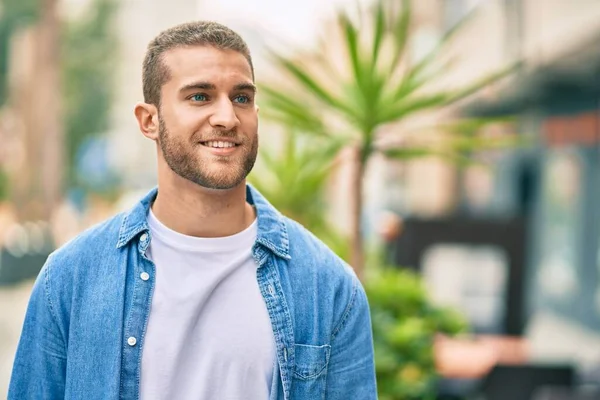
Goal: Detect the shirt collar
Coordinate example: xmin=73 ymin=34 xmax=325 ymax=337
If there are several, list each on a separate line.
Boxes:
xmin=116 ymin=184 xmax=290 ymax=260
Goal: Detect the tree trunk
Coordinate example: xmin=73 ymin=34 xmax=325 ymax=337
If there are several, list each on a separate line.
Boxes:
xmin=37 ymin=0 xmax=64 ymax=220
xmin=349 ymin=144 xmax=366 ymax=280
xmin=9 ymin=0 xmax=63 ymax=221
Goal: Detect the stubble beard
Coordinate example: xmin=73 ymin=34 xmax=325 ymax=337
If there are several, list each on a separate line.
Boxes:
xmin=158 ymin=115 xmax=258 ymax=190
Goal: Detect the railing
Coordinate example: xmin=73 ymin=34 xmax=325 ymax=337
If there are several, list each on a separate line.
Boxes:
xmin=0 ymin=221 xmax=54 ymax=285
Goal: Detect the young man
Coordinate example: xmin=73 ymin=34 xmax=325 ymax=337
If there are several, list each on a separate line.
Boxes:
xmin=9 ymin=21 xmax=376 ymax=399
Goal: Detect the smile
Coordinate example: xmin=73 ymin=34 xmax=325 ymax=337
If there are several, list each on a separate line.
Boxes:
xmin=200 ymin=141 xmax=238 ymax=148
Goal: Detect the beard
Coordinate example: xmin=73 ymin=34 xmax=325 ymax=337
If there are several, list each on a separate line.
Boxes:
xmin=157 ymin=115 xmax=258 ymax=190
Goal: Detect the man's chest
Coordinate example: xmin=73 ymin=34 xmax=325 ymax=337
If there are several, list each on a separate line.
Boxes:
xmin=139 ymin=246 xmax=277 ymax=398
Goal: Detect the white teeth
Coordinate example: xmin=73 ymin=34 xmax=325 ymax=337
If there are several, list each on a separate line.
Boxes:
xmin=204 ymin=141 xmax=235 ymax=148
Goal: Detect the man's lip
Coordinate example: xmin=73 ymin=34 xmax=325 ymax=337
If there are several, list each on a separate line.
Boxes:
xmin=199 ymin=139 xmax=241 ymax=145
xmin=201 ymin=145 xmax=239 ymax=155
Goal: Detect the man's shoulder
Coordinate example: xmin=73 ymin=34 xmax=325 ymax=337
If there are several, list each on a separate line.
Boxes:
xmin=47 ymin=212 xmax=126 ymax=270
xmin=282 ymin=217 xmax=358 ymax=286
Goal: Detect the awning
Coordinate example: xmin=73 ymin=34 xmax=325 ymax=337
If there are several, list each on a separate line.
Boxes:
xmin=463 ymin=30 xmax=600 ymax=117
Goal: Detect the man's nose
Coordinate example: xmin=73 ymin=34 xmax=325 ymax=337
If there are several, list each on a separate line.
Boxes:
xmin=208 ymin=97 xmax=240 ymax=130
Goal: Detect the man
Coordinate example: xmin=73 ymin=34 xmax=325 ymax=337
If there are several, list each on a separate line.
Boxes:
xmin=9 ymin=21 xmax=376 ymax=400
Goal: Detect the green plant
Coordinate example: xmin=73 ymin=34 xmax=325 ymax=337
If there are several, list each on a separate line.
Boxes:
xmin=0 ymin=168 xmax=9 ymax=201
xmin=249 ymin=133 xmax=468 ymax=398
xmin=248 ymin=132 xmax=350 ymax=260
xmin=365 ymin=267 xmax=467 ymax=400
xmin=0 ymin=0 xmax=39 ymax=106
xmin=249 ymin=133 xmax=469 ymax=398
xmin=0 ymin=0 xmax=119 ymax=205
xmin=62 ymin=0 xmax=118 ymax=193
xmin=260 ymin=0 xmax=518 ymax=277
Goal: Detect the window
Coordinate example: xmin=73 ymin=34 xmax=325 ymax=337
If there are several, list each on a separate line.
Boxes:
xmin=442 ymin=0 xmax=486 ymax=31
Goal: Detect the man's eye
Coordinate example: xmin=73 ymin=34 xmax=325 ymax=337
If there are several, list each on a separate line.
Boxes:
xmin=233 ymin=95 xmax=251 ymax=104
xmin=191 ymin=94 xmax=207 ymax=102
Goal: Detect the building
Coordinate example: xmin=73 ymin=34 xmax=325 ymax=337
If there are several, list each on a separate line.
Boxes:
xmin=461 ymin=0 xmax=600 ymax=347
xmin=380 ymin=0 xmax=600 ymax=387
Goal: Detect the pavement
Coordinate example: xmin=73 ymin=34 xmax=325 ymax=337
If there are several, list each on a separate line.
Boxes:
xmin=0 ymin=280 xmax=33 ymax=397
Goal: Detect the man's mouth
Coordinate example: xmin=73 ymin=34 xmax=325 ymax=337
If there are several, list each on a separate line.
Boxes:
xmin=200 ymin=141 xmax=239 ymax=148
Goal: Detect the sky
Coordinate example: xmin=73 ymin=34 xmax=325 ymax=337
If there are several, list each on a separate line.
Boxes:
xmin=196 ymin=0 xmax=371 ymax=47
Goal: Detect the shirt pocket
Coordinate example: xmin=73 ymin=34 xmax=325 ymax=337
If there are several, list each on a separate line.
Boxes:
xmin=293 ymin=343 xmax=331 ymax=380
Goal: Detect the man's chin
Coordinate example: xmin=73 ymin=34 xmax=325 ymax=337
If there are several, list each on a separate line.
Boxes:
xmin=191 ymin=175 xmax=247 ymax=191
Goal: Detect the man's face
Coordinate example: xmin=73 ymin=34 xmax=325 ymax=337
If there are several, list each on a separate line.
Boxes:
xmin=157 ymin=45 xmax=258 ymax=190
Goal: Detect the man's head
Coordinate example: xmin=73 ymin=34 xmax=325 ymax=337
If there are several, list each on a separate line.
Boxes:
xmin=142 ymin=21 xmax=254 ymax=107
xmin=135 ymin=21 xmax=258 ymax=191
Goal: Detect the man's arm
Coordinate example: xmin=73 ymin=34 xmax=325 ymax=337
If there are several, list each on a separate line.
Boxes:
xmin=325 ymin=278 xmax=377 ymax=399
xmin=8 ymin=258 xmax=67 ymax=399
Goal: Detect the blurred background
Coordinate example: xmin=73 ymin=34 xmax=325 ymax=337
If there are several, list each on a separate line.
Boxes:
xmin=1 ymin=0 xmax=600 ymax=399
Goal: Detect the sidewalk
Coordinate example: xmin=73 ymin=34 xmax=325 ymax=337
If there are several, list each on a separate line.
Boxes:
xmin=0 ymin=280 xmax=33 ymax=397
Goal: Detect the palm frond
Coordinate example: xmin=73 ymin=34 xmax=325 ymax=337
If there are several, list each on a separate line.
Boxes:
xmin=339 ymin=12 xmax=367 ymax=93
xmin=371 ymin=0 xmax=386 ymax=66
xmin=259 ymin=85 xmax=329 ymax=136
xmin=389 ymin=0 xmax=412 ymax=72
xmin=443 ymin=62 xmax=520 ymax=105
xmin=382 ymin=147 xmax=436 ymax=160
xmin=268 ymin=51 xmax=354 ymax=115
xmin=378 ymin=94 xmax=450 ymax=124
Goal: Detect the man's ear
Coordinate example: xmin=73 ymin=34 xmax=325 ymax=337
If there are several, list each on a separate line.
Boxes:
xmin=134 ymin=102 xmax=159 ymax=140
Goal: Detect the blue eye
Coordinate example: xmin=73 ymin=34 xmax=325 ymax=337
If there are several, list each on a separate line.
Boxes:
xmin=191 ymin=94 xmax=207 ymax=102
xmin=233 ymin=95 xmax=251 ymax=104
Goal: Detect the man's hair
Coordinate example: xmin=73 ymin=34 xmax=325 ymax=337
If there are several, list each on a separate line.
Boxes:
xmin=142 ymin=21 xmax=254 ymax=106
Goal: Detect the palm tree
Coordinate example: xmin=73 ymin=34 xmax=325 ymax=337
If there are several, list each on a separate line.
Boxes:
xmin=249 ymin=132 xmax=350 ymax=260
xmin=259 ymin=0 xmax=516 ymax=278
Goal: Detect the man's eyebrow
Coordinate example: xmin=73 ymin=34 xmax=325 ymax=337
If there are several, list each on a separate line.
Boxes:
xmin=179 ymin=82 xmax=256 ymax=93
xmin=179 ymin=82 xmax=216 ymax=92
xmin=233 ymin=83 xmax=257 ymax=93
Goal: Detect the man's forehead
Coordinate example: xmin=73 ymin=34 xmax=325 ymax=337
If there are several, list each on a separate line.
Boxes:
xmin=161 ymin=45 xmax=252 ymax=80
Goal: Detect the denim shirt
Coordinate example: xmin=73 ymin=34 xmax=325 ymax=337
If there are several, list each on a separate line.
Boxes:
xmin=9 ymin=185 xmax=377 ymax=400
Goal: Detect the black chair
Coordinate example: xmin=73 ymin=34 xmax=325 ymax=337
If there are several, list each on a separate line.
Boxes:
xmin=480 ymin=364 xmax=574 ymax=400
xmin=0 ymin=249 xmax=49 ymax=285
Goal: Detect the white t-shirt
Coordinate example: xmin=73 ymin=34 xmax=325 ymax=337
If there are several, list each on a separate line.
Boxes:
xmin=140 ymin=209 xmax=276 ymax=400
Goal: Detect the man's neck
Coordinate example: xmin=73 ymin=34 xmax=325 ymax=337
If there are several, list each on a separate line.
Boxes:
xmin=151 ymin=178 xmax=255 ymax=238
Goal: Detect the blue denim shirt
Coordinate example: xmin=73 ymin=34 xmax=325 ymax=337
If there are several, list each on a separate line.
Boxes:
xmin=9 ymin=185 xmax=377 ymax=400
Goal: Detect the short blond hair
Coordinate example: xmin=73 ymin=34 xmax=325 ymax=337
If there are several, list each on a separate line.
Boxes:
xmin=142 ymin=21 xmax=254 ymax=106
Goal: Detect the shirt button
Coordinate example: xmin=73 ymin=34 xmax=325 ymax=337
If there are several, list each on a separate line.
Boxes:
xmin=140 ymin=272 xmax=150 ymax=281
xmin=127 ymin=336 xmax=137 ymax=346
xmin=268 ymin=285 xmax=275 ymax=296
xmin=140 ymin=233 xmax=148 ymax=242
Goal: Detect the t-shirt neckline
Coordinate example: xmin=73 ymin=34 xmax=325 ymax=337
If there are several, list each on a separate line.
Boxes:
xmin=147 ymin=208 xmax=258 ymax=253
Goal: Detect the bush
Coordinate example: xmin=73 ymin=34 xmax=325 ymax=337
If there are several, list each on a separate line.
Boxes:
xmin=0 ymin=168 xmax=8 ymax=201
xmin=364 ymin=267 xmax=468 ymax=400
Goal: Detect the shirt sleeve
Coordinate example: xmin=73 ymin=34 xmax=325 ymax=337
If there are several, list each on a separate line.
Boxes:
xmin=8 ymin=257 xmax=67 ymax=399
xmin=325 ymin=278 xmax=378 ymax=399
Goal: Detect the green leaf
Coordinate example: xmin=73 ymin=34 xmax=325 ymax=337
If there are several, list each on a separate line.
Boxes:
xmin=447 ymin=134 xmax=525 ymax=153
xmin=63 ymin=0 xmax=119 ymax=192
xmin=388 ymin=54 xmax=457 ymax=105
xmin=269 ymin=51 xmax=354 ymax=115
xmin=371 ymin=0 xmax=386 ymax=66
xmin=389 ymin=0 xmax=411 ymax=72
xmin=391 ymin=6 xmax=476 ymax=91
xmin=0 ymin=168 xmax=9 ymax=201
xmin=259 ymin=85 xmax=328 ymax=136
xmin=339 ymin=12 xmax=366 ymax=91
xmin=382 ymin=147 xmax=436 ymax=160
xmin=378 ymin=94 xmax=449 ymax=124
xmin=444 ymin=61 xmax=520 ymax=105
